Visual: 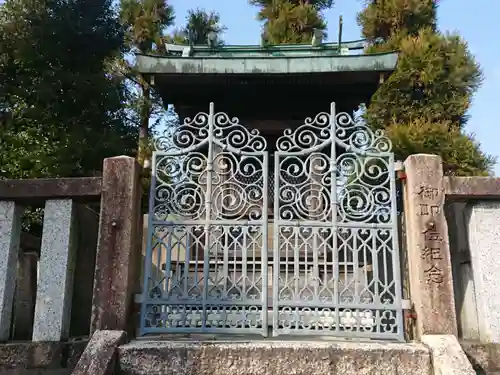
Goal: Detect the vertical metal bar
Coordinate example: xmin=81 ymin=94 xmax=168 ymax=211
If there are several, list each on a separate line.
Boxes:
xmin=261 ymin=152 xmax=269 ymax=336
xmin=162 ymin=223 xmax=173 ymax=328
xmin=329 ymin=102 xmax=340 ymax=331
xmin=389 ymin=154 xmax=405 ymax=341
xmin=183 ymin=230 xmax=190 ymax=299
xmin=312 ymin=227 xmax=319 ymax=305
xmin=140 ymin=151 xmax=157 ymax=335
xmin=371 ymin=229 xmax=380 ymax=305
xmin=272 ymin=153 xmax=280 ymax=336
xmin=202 ymin=102 xmax=215 ymax=330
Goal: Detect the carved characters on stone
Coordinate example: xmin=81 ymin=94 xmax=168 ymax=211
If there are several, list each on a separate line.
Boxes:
xmin=414 ymin=183 xmax=446 ymax=285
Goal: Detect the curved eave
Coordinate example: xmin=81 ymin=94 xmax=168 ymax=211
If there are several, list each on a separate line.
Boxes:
xmin=136 ymin=51 xmax=399 ymax=75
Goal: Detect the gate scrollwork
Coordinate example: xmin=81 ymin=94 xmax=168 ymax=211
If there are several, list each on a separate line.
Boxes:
xmin=140 ymin=102 xmax=404 ymax=340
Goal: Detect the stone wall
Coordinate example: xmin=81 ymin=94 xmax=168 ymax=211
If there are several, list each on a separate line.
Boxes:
xmin=2 ymin=152 xmax=500 ymax=374
xmin=444 ymin=177 xmax=500 ymax=344
xmin=0 ymin=156 xmax=142 ymax=373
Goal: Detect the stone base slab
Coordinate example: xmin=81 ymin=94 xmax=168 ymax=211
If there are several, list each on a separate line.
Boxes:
xmin=422 ymin=335 xmax=475 ymax=375
xmin=461 ymin=341 xmax=500 ymax=374
xmin=0 ymin=340 xmax=87 ymax=372
xmin=117 ymin=340 xmax=432 ymax=375
xmin=72 ymin=330 xmax=127 ymax=375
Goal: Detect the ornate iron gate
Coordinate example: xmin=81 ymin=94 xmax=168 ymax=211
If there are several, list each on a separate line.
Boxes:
xmin=140 ymin=102 xmax=404 ymax=340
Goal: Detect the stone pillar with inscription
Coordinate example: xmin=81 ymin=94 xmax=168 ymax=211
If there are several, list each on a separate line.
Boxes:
xmin=403 ymin=154 xmax=458 ymax=338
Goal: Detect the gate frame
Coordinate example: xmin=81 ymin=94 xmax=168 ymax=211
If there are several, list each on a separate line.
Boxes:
xmin=139 ymin=103 xmax=270 ymax=336
xmin=271 ymin=103 xmax=404 ymax=340
xmin=139 ymin=102 xmax=405 ymax=340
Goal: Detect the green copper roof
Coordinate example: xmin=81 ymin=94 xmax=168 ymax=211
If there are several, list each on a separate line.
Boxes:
xmin=136 ymin=52 xmax=398 ymax=75
xmin=135 ymin=39 xmax=398 ymax=75
xmin=158 ymin=39 xmax=366 ymax=58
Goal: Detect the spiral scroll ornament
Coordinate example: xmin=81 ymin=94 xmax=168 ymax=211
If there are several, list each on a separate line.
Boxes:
xmin=141 ymin=103 xmax=403 ymax=340
xmin=154 ymin=108 xmax=267 ymax=153
xmin=276 ymin=108 xmax=392 ymax=154
xmin=335 ymin=111 xmax=392 ymax=153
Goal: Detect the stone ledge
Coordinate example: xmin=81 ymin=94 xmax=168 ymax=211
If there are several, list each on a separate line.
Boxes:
xmin=72 ymin=330 xmax=127 ymax=375
xmin=445 ymin=177 xmax=500 ymax=200
xmin=422 ymin=335 xmax=475 ymax=375
xmin=0 ymin=340 xmax=87 ymax=371
xmin=461 ymin=341 xmax=500 ymax=374
xmin=117 ymin=340 xmax=432 ymax=375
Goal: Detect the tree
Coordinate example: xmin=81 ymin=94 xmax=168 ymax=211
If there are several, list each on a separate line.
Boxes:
xmin=0 ymin=0 xmax=138 ymax=235
xmin=0 ymin=0 xmax=137 ymax=179
xmin=171 ymin=8 xmax=226 ymax=46
xmin=357 ymin=0 xmax=495 ymax=175
xmin=357 ymin=0 xmax=437 ymax=43
xmin=118 ymin=0 xmax=175 ymax=166
xmin=250 ymin=0 xmax=333 ymax=44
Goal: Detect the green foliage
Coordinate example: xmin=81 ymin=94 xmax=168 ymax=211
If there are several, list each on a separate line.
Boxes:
xmin=117 ymin=0 xmax=174 ymax=167
xmin=0 ymin=0 xmax=139 ymax=234
xmin=0 ymin=0 xmax=137 ymax=179
xmin=386 ymin=119 xmax=494 ymax=176
xmin=177 ymin=8 xmax=226 ymax=46
xmin=366 ymin=28 xmax=482 ymax=130
xmin=120 ymin=0 xmax=175 ymax=53
xmin=357 ymin=0 xmax=495 ymax=176
xmin=358 ymin=0 xmax=437 ymax=42
xmin=250 ymin=0 xmax=334 ymax=10
xmin=250 ymin=0 xmax=332 ymax=44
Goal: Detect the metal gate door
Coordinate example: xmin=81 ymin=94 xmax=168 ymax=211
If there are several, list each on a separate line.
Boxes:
xmin=272 ymin=103 xmax=403 ymax=340
xmin=140 ymin=102 xmax=404 ymax=340
xmin=140 ymin=103 xmax=269 ymax=336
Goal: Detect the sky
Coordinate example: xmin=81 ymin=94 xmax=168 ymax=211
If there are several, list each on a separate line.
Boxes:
xmin=168 ymin=0 xmax=500 ymax=175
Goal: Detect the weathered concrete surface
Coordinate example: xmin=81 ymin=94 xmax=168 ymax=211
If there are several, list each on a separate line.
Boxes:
xmin=445 ymin=177 xmax=500 ymax=200
xmin=466 ymin=202 xmax=500 ymax=344
xmin=0 ymin=201 xmax=22 ymax=340
xmin=117 ymin=340 xmax=432 ymax=375
xmin=461 ymin=341 xmax=500 ymax=374
xmin=0 ymin=340 xmax=87 ymax=372
xmin=422 ymin=335 xmax=475 ymax=375
xmin=404 ymin=154 xmax=457 ymax=337
xmin=91 ymin=156 xmax=142 ymax=335
xmin=445 ymin=202 xmax=479 ymax=341
xmin=72 ymin=330 xmax=126 ymax=375
xmin=0 ymin=368 xmax=68 ymax=374
xmin=33 ymin=199 xmax=77 ymax=342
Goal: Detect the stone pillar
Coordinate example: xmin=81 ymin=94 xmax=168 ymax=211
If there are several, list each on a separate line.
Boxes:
xmin=466 ymin=202 xmax=500 ymax=343
xmin=91 ymin=156 xmax=142 ymax=335
xmin=0 ymin=201 xmax=22 ymax=340
xmin=33 ymin=199 xmax=77 ymax=341
xmin=403 ymin=154 xmax=457 ymax=337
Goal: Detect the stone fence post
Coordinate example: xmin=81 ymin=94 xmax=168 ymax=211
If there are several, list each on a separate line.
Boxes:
xmin=91 ymin=156 xmax=142 ymax=335
xmin=403 ymin=154 xmax=458 ymax=338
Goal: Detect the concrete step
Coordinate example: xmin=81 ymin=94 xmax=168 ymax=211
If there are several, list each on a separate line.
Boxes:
xmin=116 ymin=340 xmax=432 ymax=375
xmin=0 ymin=370 xmax=69 ymax=375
